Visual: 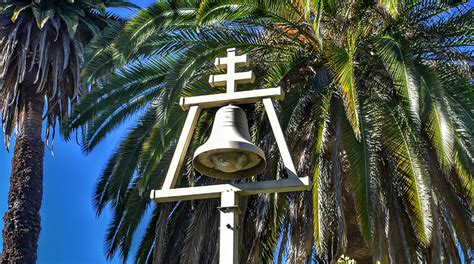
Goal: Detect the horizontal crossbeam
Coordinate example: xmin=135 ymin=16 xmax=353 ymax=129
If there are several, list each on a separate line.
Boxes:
xmin=214 ymin=53 xmax=249 ymax=68
xmin=209 ymin=71 xmax=255 ymax=87
xmin=150 ymin=176 xmax=311 ymax=203
xmin=179 ymin=87 xmax=284 ymax=110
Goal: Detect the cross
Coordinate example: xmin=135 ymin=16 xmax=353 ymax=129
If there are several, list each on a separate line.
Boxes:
xmin=208 ymin=48 xmax=255 ymax=93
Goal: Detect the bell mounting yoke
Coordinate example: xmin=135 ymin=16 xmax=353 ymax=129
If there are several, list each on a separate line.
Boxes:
xmin=150 ymin=48 xmax=311 ymax=264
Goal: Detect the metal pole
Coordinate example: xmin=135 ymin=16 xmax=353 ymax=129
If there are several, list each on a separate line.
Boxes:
xmin=218 ymin=190 xmax=240 ymax=264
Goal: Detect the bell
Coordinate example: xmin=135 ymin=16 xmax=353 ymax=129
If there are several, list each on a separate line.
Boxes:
xmin=193 ymin=105 xmax=266 ymax=179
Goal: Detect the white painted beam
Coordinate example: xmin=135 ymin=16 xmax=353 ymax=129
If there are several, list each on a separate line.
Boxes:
xmin=161 ymin=105 xmax=201 ymax=190
xmin=208 ymin=71 xmax=255 ymax=87
xmin=150 ymin=177 xmax=311 ymax=203
xmin=179 ymin=87 xmax=284 ymax=110
xmin=219 ymin=191 xmax=240 ymax=264
xmin=263 ymin=98 xmax=299 ymax=179
xmin=215 ymin=49 xmax=248 ymax=68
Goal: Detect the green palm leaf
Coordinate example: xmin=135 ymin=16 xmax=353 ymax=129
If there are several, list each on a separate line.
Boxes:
xmin=342 ymin=94 xmax=380 ymax=245
xmin=93 ymin=107 xmax=157 ymax=214
xmin=418 ymin=64 xmax=454 ymax=172
xmin=376 ymin=36 xmax=421 ymax=127
xmin=381 ymin=106 xmax=432 ymax=245
xmin=312 ymin=88 xmax=332 ymax=248
xmin=328 ymin=30 xmax=361 ymax=139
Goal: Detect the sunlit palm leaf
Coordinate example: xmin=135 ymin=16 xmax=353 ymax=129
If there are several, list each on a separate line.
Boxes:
xmin=381 ymin=106 xmax=432 ymax=245
xmin=418 ymin=64 xmax=454 ymax=172
xmin=328 ymin=31 xmax=360 ymax=139
xmin=376 ymin=36 xmax=421 ymax=126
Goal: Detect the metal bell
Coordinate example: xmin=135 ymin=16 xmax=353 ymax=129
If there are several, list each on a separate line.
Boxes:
xmin=193 ymin=105 xmax=266 ymax=179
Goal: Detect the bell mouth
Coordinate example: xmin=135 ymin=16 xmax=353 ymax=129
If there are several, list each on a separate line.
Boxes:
xmin=192 ymin=104 xmax=266 ymax=179
xmin=193 ymin=147 xmax=266 ymax=180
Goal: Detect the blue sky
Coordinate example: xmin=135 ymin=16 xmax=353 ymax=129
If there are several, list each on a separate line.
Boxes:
xmin=0 ymin=1 xmax=154 ymax=263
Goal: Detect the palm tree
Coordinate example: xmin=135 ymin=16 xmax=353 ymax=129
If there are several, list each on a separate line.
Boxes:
xmin=64 ymin=0 xmax=473 ymax=263
xmin=0 ymin=1 xmax=136 ymax=262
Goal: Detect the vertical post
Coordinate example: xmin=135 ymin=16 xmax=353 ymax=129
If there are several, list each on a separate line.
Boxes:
xmin=219 ymin=190 xmax=240 ymax=264
xmin=226 ymin=48 xmax=236 ymax=93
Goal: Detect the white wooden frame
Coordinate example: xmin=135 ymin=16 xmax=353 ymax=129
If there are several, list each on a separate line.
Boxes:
xmin=150 ymin=48 xmax=311 ymax=264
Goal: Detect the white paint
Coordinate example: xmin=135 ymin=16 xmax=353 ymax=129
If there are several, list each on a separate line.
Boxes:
xmin=219 ymin=191 xmax=240 ymax=263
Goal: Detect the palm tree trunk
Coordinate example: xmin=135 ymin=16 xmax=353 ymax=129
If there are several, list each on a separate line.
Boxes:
xmin=342 ymin=182 xmax=372 ymax=263
xmin=1 ymin=90 xmax=45 ymax=263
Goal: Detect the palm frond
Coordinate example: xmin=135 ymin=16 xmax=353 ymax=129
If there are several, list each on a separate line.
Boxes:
xmin=63 ymin=55 xmax=176 ymax=147
xmin=381 ymin=105 xmax=432 ymax=245
xmin=312 ymin=88 xmax=333 ymax=249
xmin=341 ymin=94 xmax=382 ymax=245
xmin=116 ymin=1 xmax=199 ymax=59
xmin=93 ymin=107 xmax=156 ymax=214
xmin=418 ymin=64 xmax=454 ymax=172
xmin=134 ymin=205 xmax=160 ymax=264
xmin=0 ymin=0 xmax=133 ymax=147
xmin=376 ymin=36 xmax=421 ymax=127
xmin=327 ymin=30 xmax=360 ymax=139
xmin=81 ymin=20 xmax=126 ymax=82
xmin=316 ymin=100 xmax=346 ymax=262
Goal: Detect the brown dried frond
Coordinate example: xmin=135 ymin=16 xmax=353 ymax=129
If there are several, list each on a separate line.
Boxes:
xmin=0 ymin=11 xmax=88 ymax=149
